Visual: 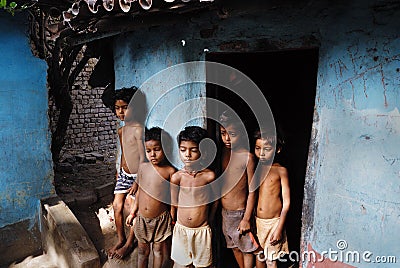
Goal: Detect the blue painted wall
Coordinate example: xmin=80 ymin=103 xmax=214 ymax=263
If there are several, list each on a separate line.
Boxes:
xmin=0 ymin=12 xmax=53 ymax=228
xmin=114 ymin=1 xmax=399 ymax=266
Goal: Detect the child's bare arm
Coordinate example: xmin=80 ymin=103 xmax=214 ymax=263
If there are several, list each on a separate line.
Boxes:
xmin=270 ymin=167 xmax=290 ymax=245
xmin=128 ymin=181 xmax=138 ymax=196
xmin=126 ymin=188 xmax=140 ymax=226
xmin=133 ymin=125 xmax=145 ymax=163
xmin=207 ymin=171 xmax=219 ymax=223
xmin=170 ymin=172 xmax=180 ymax=223
xmin=238 ymin=153 xmax=256 ymax=234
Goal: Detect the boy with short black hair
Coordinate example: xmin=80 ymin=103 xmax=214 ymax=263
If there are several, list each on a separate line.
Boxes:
xmin=170 ymin=126 xmax=218 ymax=268
xmin=126 ymin=126 xmax=176 ymax=267
xmin=103 ymin=86 xmax=145 ymax=259
xmin=253 ymin=129 xmax=290 ymax=268
xmin=219 ymin=110 xmax=259 ymax=268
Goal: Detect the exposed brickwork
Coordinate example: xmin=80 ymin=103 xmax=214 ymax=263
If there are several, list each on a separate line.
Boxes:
xmin=49 ymin=56 xmax=117 ymax=160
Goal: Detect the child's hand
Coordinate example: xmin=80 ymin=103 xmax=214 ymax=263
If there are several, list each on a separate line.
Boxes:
xmin=125 ymin=214 xmax=136 ymax=226
xmin=237 ymin=219 xmax=251 ymax=235
xmin=269 ymin=230 xmax=282 ymax=246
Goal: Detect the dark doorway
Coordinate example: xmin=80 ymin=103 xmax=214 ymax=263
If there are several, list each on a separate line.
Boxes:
xmin=206 ymin=49 xmax=318 ymax=267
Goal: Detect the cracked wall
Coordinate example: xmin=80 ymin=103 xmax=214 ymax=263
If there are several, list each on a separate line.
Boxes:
xmin=0 ymin=12 xmax=53 ymax=263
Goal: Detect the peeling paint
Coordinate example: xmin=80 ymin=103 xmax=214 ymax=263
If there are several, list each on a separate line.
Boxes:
xmin=0 ymin=13 xmax=53 ymax=228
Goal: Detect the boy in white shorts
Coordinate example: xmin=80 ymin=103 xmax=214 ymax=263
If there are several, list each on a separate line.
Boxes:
xmin=170 ymin=126 xmax=218 ymax=268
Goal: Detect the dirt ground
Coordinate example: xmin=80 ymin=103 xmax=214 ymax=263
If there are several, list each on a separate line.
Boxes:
xmin=54 ymin=159 xmax=116 ymax=199
xmin=55 ymin=159 xmax=127 ymax=264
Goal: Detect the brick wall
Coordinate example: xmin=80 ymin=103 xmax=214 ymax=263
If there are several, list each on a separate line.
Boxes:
xmin=49 ymin=57 xmax=118 ymax=161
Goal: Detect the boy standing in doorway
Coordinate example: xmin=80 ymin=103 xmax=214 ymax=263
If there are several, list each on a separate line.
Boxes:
xmin=253 ymin=129 xmax=290 ymax=268
xmin=219 ymin=110 xmax=259 ymax=268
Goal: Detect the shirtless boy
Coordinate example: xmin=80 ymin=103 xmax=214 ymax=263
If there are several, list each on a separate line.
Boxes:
xmin=108 ymin=86 xmax=145 ymax=259
xmin=170 ymin=126 xmax=218 ymax=268
xmin=253 ymin=130 xmax=290 ymax=268
xmin=219 ymin=110 xmax=259 ymax=268
xmin=126 ymin=127 xmax=176 ymax=267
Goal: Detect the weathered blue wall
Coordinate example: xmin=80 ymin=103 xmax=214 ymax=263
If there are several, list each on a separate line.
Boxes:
xmin=114 ymin=1 xmax=399 ymax=266
xmin=0 ymin=12 xmax=53 ymax=228
xmin=303 ymin=1 xmax=400 ymax=266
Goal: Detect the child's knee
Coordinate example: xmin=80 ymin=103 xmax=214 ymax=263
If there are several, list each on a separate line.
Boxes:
xmin=152 ymin=242 xmax=164 ymax=257
xmin=232 ymin=247 xmax=242 ymax=254
xmin=137 ymin=243 xmax=150 ymax=256
xmin=113 ymin=199 xmax=124 ymax=211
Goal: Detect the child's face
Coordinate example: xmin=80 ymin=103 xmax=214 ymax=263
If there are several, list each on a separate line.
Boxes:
xmin=179 ymin=140 xmax=201 ymax=167
xmin=145 ymin=140 xmax=165 ymax=165
xmin=115 ymin=100 xmax=129 ymax=121
xmin=220 ymin=125 xmax=242 ymax=149
xmin=254 ymin=138 xmax=275 ymax=163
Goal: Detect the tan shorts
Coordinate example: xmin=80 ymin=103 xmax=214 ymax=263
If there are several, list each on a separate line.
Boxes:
xmin=134 ymin=210 xmax=172 ymax=244
xmin=171 ymin=223 xmax=212 ymax=267
xmin=256 ymin=217 xmax=289 ymax=261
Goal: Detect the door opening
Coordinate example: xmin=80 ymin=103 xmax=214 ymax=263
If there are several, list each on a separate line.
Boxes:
xmin=206 ymin=48 xmax=318 ymax=266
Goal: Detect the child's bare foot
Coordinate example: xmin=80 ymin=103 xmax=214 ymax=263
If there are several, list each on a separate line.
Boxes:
xmin=108 ymin=240 xmax=126 ymax=259
xmin=114 ymin=242 xmax=134 ymax=259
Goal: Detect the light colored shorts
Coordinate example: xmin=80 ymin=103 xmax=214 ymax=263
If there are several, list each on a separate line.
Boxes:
xmin=222 ymin=208 xmax=259 ymax=253
xmin=171 ymin=223 xmax=212 ymax=267
xmin=256 ymin=217 xmax=289 ymax=261
xmin=114 ymin=168 xmax=137 ymax=194
xmin=134 ymin=210 xmax=172 ymax=244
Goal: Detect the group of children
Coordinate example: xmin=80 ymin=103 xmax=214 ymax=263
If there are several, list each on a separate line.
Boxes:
xmin=104 ymin=87 xmax=291 ymax=268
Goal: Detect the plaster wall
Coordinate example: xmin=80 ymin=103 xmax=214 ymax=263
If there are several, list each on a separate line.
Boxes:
xmin=114 ymin=1 xmax=400 ymax=266
xmin=0 ymin=12 xmax=53 ymax=262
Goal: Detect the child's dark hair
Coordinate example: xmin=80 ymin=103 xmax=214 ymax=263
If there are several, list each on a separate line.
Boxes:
xmin=253 ymin=129 xmax=284 ymax=150
xmin=145 ymin=127 xmax=162 ymax=142
xmin=178 ymin=126 xmax=208 ymax=145
xmin=115 ymin=86 xmax=138 ymax=106
xmin=101 ymin=85 xmax=138 ymax=112
xmin=219 ymin=109 xmax=240 ymax=126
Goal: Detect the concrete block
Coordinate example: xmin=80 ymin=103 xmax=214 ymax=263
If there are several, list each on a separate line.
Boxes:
xmin=41 ymin=195 xmax=100 ymax=268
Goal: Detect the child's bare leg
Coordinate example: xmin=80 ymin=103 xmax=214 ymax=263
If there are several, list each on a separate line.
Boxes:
xmin=137 ymin=241 xmax=150 ymax=267
xmin=173 ymin=264 xmax=193 ymax=268
xmin=243 ymin=252 xmax=254 ymax=268
xmin=108 ymin=193 xmax=127 ymax=257
xmin=152 ymin=241 xmax=165 ymax=268
xmin=255 ymin=249 xmax=266 ymax=268
xmin=266 ymin=259 xmax=277 ymax=268
xmin=232 ymin=247 xmax=245 ymax=268
xmin=153 ymin=237 xmax=172 ymax=268
xmin=114 ymin=225 xmax=136 ymax=259
xmin=163 ymin=237 xmax=173 ymax=268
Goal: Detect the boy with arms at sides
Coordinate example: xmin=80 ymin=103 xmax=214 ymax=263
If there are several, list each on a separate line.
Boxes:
xmin=105 ymin=86 xmax=145 ymax=259
xmin=253 ymin=130 xmax=290 ymax=268
xmin=170 ymin=126 xmax=218 ymax=268
xmin=219 ymin=110 xmax=259 ymax=268
xmin=126 ymin=127 xmax=176 ymax=268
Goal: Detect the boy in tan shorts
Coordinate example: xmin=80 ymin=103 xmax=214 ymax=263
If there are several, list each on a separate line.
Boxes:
xmin=126 ymin=127 xmax=176 ymax=267
xmin=170 ymin=126 xmax=218 ymax=268
xmin=253 ymin=130 xmax=290 ymax=268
